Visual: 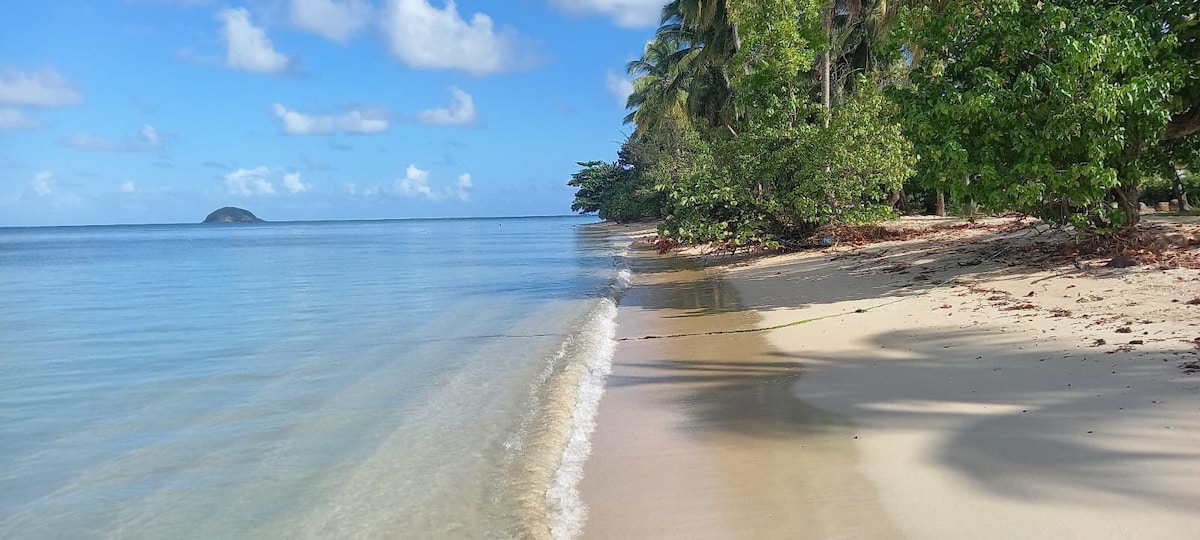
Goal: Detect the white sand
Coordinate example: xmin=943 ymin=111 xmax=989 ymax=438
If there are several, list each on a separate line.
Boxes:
xmin=581 ymin=218 xmax=1200 ymax=539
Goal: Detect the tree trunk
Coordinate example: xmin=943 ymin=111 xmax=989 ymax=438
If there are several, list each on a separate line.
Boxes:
xmin=935 ymin=190 xmax=946 ymax=216
xmin=1112 ymin=186 xmax=1141 ymax=228
xmin=1166 ymin=105 xmax=1200 ymax=140
xmin=899 ymin=188 xmax=911 ymax=214
xmin=1172 ymin=168 xmax=1193 ymax=212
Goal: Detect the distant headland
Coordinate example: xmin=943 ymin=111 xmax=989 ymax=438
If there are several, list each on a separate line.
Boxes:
xmin=203 ymin=207 xmax=264 ymax=224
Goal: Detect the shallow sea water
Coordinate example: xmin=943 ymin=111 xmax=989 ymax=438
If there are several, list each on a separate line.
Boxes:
xmin=0 ymin=216 xmax=628 ymax=539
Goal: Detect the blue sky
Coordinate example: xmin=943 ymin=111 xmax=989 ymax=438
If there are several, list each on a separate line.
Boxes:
xmin=0 ymin=0 xmax=662 ymax=226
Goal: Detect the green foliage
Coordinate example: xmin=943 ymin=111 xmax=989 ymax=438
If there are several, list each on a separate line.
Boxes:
xmin=776 ymin=84 xmax=915 ymax=226
xmin=645 ymin=1 xmax=918 ymax=246
xmin=567 ymin=149 xmax=668 ymax=223
xmin=729 ymin=0 xmax=821 ymax=114
xmin=648 ymin=126 xmax=780 ymax=246
xmin=624 ymin=1 xmax=740 ymax=137
xmin=571 ymin=0 xmax=1200 ymax=244
xmin=892 ymin=0 xmax=1195 ymax=233
xmin=720 ymin=0 xmax=914 ymax=235
xmin=567 ymin=160 xmax=617 ymax=215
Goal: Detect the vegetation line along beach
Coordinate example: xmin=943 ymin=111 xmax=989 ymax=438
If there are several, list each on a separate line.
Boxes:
xmin=571 ymin=0 xmax=1198 ymax=247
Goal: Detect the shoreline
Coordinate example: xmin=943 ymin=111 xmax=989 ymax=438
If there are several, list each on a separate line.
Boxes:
xmin=580 ymin=218 xmax=1200 ymax=538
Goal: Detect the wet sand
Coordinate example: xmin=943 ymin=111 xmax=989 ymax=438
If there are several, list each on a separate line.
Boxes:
xmin=581 ymin=219 xmax=1200 ymax=539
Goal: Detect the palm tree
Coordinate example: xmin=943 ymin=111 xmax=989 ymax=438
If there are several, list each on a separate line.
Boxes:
xmin=660 ymin=0 xmax=740 ymax=61
xmin=623 ymin=0 xmax=741 ymax=138
xmin=623 ymin=34 xmax=695 ymax=134
xmin=824 ymin=0 xmax=915 ymax=103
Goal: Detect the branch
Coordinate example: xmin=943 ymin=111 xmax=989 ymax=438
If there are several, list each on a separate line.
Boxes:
xmin=1165 ymin=105 xmax=1200 ymax=140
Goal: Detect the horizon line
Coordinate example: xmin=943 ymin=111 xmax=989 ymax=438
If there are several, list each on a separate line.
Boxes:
xmin=0 ymin=213 xmax=598 ymax=230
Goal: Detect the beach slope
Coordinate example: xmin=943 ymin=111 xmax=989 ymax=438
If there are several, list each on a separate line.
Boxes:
xmin=582 ymin=218 xmax=1200 ymax=539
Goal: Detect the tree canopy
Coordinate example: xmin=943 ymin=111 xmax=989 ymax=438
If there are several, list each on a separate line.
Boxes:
xmin=569 ymin=0 xmax=1200 ymax=243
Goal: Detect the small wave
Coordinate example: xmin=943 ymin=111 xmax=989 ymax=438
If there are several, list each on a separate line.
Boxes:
xmin=545 ymin=298 xmax=618 ymax=540
xmin=500 ymin=243 xmax=631 ymax=539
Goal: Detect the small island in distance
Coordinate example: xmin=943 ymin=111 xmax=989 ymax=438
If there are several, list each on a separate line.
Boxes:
xmin=203 ymin=207 xmax=264 ymax=224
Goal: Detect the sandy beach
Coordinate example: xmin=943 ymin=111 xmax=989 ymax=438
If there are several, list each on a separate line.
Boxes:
xmin=581 ymin=218 xmax=1200 ymax=539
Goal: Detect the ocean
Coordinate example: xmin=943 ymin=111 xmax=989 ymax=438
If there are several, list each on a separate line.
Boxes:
xmin=0 ymin=216 xmax=631 ymax=539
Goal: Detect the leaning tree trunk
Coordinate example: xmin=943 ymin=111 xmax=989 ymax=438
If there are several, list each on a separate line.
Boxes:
xmin=1172 ymin=168 xmax=1193 ymax=212
xmin=935 ymin=191 xmax=946 ymax=217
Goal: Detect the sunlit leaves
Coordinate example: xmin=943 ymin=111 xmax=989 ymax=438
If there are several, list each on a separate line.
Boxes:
xmin=892 ymin=0 xmax=1195 ymax=232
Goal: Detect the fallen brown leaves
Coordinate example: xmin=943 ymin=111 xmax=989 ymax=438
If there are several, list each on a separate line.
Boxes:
xmin=814 ymin=221 xmax=1021 ymax=247
xmin=653 ymin=237 xmax=679 ymax=254
xmin=1079 ymin=223 xmax=1200 ymax=269
xmin=988 ymin=221 xmax=1200 ymax=270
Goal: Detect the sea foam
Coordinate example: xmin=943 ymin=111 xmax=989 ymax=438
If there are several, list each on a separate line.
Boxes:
xmin=499 ymin=242 xmax=631 ymax=539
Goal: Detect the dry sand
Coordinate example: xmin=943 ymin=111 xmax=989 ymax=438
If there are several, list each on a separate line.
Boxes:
xmin=581 ymin=217 xmax=1200 ymax=539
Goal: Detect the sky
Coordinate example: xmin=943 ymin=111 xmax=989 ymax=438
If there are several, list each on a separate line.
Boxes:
xmin=0 ymin=0 xmax=663 ymax=227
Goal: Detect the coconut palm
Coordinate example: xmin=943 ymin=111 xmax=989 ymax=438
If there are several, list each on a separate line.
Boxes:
xmin=624 ymin=0 xmax=741 ymax=137
xmin=660 ymin=0 xmax=740 ymax=60
xmin=623 ymin=34 xmax=696 ymax=133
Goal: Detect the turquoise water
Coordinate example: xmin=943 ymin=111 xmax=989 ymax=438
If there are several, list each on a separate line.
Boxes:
xmin=0 ymin=216 xmax=629 ymax=539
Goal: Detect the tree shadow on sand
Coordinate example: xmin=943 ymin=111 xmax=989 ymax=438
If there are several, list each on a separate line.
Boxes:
xmin=614 ymin=321 xmax=1199 ymax=508
xmin=777 ymin=327 xmax=1198 ymax=506
xmin=616 ymin=226 xmax=1200 ymax=509
xmin=606 ymin=358 xmax=853 ymax=438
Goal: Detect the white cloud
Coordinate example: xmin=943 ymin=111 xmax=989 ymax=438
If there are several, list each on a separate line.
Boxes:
xmin=119 ymin=180 xmax=137 ymax=193
xmin=290 ymin=0 xmax=372 ymax=41
xmin=394 ymin=164 xmax=434 ymax=198
xmin=223 ymin=168 xmax=311 ymax=196
xmin=381 ymin=0 xmax=538 ymax=75
xmin=65 ymin=124 xmax=163 ymax=152
xmin=25 ymin=171 xmax=84 ymax=208
xmin=140 ymin=125 xmax=160 ymax=145
xmin=273 ymin=103 xmax=389 ymax=135
xmin=219 ymin=8 xmax=291 ymax=74
xmin=283 ymin=172 xmax=311 ymax=193
xmin=0 ymin=68 xmax=82 ymax=108
xmin=605 ymin=70 xmax=634 ymax=107
xmin=548 ymin=0 xmax=664 ymax=28
xmin=417 ymin=87 xmax=476 ymax=126
xmin=32 ymin=171 xmax=56 ymax=196
xmin=387 ymin=166 xmax=473 ymax=200
xmin=447 ymin=172 xmax=472 ymax=201
xmin=0 ymin=107 xmax=37 ymax=130
xmin=225 ymin=166 xmax=277 ymax=196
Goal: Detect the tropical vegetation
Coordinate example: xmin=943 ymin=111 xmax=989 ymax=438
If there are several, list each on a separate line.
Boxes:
xmin=570 ymin=0 xmax=1200 ymax=245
